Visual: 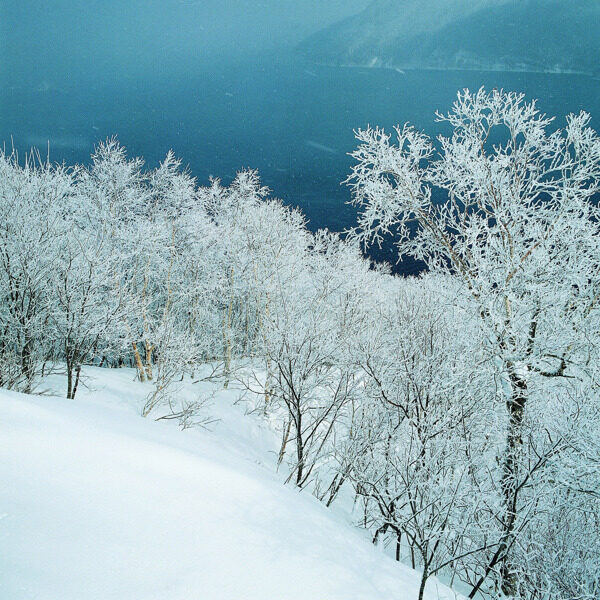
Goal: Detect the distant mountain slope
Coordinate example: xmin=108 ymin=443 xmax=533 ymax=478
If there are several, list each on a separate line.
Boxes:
xmin=299 ymin=0 xmax=600 ymax=76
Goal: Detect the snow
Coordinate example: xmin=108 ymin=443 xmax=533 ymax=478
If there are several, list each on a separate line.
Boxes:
xmin=0 ymin=367 xmax=458 ymax=600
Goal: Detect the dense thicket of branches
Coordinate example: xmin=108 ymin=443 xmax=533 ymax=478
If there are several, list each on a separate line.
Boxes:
xmin=1 ymin=89 xmax=599 ymax=600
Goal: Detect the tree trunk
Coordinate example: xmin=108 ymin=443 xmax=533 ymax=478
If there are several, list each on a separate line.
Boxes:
xmin=418 ymin=564 xmax=429 ymax=600
xmin=262 ymin=299 xmax=273 ymax=412
xmin=325 ymin=473 xmax=347 ymax=507
xmin=132 ymin=341 xmax=146 ymax=382
xmin=278 ymin=419 xmax=291 ymax=466
xmin=499 ymin=369 xmax=527 ymax=597
xmin=71 ymin=364 xmax=82 ymax=399
xmin=223 ymin=267 xmax=234 ymax=389
xmin=264 ymin=355 xmax=273 ymax=413
xmin=222 ymin=305 xmax=233 ymax=388
xmin=144 ymin=341 xmax=153 ymax=380
xmin=295 ymin=409 xmax=304 ymax=487
xmin=20 ymin=336 xmax=34 ymax=392
xmin=66 ymin=357 xmax=73 ymax=399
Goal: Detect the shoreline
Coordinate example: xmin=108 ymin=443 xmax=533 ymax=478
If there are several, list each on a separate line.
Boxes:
xmin=309 ymin=60 xmax=598 ymax=79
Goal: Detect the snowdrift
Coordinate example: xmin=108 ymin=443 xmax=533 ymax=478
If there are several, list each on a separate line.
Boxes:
xmin=0 ymin=368 xmax=457 ymax=599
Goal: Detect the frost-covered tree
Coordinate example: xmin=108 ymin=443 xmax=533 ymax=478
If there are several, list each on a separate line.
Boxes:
xmin=0 ymin=149 xmax=71 ymax=390
xmin=1 ymin=121 xmax=597 ymax=600
xmin=506 ymin=384 xmax=600 ymax=600
xmin=76 ymin=140 xmax=199 ymax=407
xmin=346 ymin=275 xmax=497 ymax=600
xmin=74 ymin=139 xmax=150 ymax=376
xmin=347 ymin=87 xmax=600 ymax=597
xmin=47 ymin=192 xmax=122 ymax=399
xmin=197 ymin=171 xmax=310 ymax=383
xmin=257 ymin=232 xmax=373 ymax=488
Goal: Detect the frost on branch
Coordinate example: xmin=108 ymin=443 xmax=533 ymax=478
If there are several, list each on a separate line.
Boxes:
xmin=348 ymin=87 xmax=600 ymax=598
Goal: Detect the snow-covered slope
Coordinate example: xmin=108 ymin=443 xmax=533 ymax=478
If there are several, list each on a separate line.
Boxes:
xmin=0 ymin=367 xmax=457 ymax=600
xmin=300 ymin=0 xmax=600 ymax=76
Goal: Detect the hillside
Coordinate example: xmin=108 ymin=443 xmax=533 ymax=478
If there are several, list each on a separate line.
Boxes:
xmin=0 ymin=367 xmax=458 ymax=600
xmin=299 ymin=0 xmax=600 ymax=76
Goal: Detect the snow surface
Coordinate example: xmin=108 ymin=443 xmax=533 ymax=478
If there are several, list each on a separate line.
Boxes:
xmin=0 ymin=367 xmax=458 ymax=600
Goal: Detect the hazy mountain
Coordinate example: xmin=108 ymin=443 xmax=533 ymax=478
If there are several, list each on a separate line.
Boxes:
xmin=299 ymin=0 xmax=600 ymax=76
xmin=0 ymin=0 xmax=371 ymax=88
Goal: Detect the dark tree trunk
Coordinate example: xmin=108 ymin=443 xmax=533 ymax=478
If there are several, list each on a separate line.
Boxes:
xmin=499 ymin=370 xmax=527 ymax=597
xmin=295 ymin=408 xmax=304 ymax=487
xmin=325 ymin=473 xmax=346 ymax=507
xmin=21 ymin=337 xmax=34 ymax=392
xmin=468 ymin=369 xmax=528 ymax=599
xmin=71 ymin=364 xmax=82 ymax=399
xmin=418 ymin=564 xmax=429 ymax=600
xmin=66 ymin=355 xmax=73 ymax=399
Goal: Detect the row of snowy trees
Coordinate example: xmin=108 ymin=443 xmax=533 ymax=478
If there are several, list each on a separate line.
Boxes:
xmin=1 ymin=89 xmax=598 ymax=599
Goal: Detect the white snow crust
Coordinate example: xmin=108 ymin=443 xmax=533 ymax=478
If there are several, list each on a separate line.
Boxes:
xmin=0 ymin=367 xmax=457 ymax=600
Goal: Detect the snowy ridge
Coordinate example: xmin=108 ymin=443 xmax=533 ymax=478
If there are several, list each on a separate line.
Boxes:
xmin=0 ymin=367 xmax=458 ymax=600
xmin=299 ymin=0 xmax=600 ymax=78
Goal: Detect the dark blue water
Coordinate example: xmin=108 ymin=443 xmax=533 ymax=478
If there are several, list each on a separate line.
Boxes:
xmin=2 ymin=58 xmax=598 ymax=271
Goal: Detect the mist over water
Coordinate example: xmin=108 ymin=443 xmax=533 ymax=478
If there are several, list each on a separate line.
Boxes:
xmin=1 ymin=1 xmax=598 ymax=272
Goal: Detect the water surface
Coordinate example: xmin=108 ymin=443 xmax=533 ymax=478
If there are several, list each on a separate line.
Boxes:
xmin=2 ymin=58 xmax=597 ymax=271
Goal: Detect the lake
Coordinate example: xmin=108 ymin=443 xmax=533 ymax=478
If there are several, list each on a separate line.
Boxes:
xmin=2 ymin=57 xmax=598 ymax=272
